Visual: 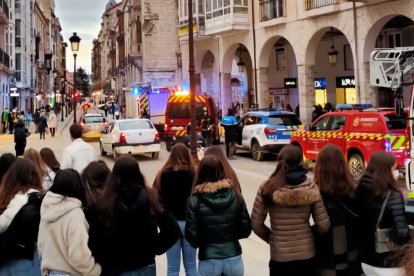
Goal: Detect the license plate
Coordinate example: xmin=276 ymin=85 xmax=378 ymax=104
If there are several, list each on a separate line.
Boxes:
xmin=282 ymin=131 xmax=292 ymax=136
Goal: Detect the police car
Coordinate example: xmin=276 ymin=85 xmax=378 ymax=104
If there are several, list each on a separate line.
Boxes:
xmin=235 ymin=110 xmax=302 ymax=161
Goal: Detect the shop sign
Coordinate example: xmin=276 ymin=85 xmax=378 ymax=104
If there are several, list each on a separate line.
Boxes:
xmin=178 ymin=22 xmax=198 ymax=37
xmin=314 ymin=78 xmax=326 ymax=89
xmin=284 ymin=78 xmax=297 ymax=89
xmin=268 ymin=88 xmax=288 ymax=95
xmin=10 ymin=92 xmax=19 ymax=97
xmin=336 ymin=76 xmax=355 ymax=88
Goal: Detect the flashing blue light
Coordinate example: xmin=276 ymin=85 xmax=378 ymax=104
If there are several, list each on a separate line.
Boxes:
xmin=182 ymin=81 xmax=190 ymax=91
xmin=133 ymin=87 xmax=139 ymax=95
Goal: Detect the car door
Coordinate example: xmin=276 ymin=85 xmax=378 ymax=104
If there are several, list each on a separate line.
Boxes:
xmin=236 ymin=115 xmax=247 ymax=146
xmin=307 ymin=116 xmax=332 ymax=160
xmin=101 ymin=122 xmax=115 ymax=152
xmin=326 ymin=115 xmax=347 ymax=153
xmin=242 ymin=115 xmax=260 ymax=148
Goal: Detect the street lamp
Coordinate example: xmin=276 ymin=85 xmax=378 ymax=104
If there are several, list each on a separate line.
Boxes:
xmin=69 ymin=32 xmax=81 ymax=123
xmin=188 ymin=0 xmax=197 ymax=160
xmin=60 ymin=75 xmax=65 ymax=121
xmin=328 ymin=27 xmax=338 ymax=67
xmin=52 ymin=68 xmax=58 ymax=109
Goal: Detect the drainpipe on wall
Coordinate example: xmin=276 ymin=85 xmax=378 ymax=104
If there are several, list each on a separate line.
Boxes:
xmin=251 ymin=0 xmax=258 ymax=107
xmin=353 ymin=1 xmax=361 ymax=103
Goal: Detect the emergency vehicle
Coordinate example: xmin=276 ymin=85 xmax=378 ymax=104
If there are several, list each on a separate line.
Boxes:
xmin=164 ymin=91 xmax=219 ymax=151
xmin=124 ymin=84 xmax=172 ymax=133
xmin=290 ymin=107 xmax=409 ymax=180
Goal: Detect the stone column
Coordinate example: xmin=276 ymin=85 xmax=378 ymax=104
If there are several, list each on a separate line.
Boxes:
xmin=195 ymin=73 xmax=201 ymax=93
xmin=221 ymin=73 xmax=232 ymax=116
xmin=360 ymin=61 xmax=376 ymax=106
xmin=297 ymin=64 xmax=316 ymax=124
xmin=257 ymin=67 xmax=269 ymax=108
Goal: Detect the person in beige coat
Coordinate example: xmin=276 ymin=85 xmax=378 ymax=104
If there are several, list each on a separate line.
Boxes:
xmin=38 ymin=169 xmax=101 ymax=276
xmin=47 ymin=110 xmax=58 ymax=137
xmin=251 ymin=145 xmax=330 ymax=276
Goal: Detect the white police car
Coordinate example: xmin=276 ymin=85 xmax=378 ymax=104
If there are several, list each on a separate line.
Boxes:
xmin=235 ymin=110 xmax=302 ymax=161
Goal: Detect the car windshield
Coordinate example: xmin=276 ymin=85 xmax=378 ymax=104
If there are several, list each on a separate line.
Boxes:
xmin=84 ymin=116 xmax=104 ymax=123
xmin=384 ymin=115 xmax=407 ymax=130
xmin=119 ymin=120 xmax=153 ymax=131
xmin=168 ymin=103 xmax=204 ymax=119
xmin=268 ymin=115 xmax=301 ymax=126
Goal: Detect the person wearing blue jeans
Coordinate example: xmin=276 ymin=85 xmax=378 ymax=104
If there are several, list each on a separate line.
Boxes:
xmin=166 ymin=221 xmax=197 ymax=276
xmin=198 ymin=255 xmax=244 ymax=276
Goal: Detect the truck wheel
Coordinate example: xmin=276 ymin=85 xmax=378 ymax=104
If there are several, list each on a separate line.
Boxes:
xmin=251 ymin=140 xmax=264 ymax=161
xmin=348 ymin=154 xmax=364 ymax=180
xmin=152 ymin=152 xmax=159 ymax=159
xmin=100 ymin=142 xmax=107 ymax=156
xmin=166 ymin=142 xmax=172 ymax=152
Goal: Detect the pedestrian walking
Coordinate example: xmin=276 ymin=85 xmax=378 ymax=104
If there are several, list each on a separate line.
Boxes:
xmin=185 ymin=155 xmax=252 ymax=276
xmin=24 ymin=148 xmax=56 ymax=190
xmin=200 ymin=107 xmax=213 ymax=147
xmin=14 ymin=118 xmax=28 ymax=158
xmin=204 ymin=146 xmax=242 ymax=193
xmin=47 ymin=110 xmax=58 ymax=137
xmin=356 ymin=152 xmax=410 ymax=275
xmin=1 ymin=108 xmax=8 ymax=134
xmin=0 ymin=153 xmax=16 ymax=182
xmin=33 ymin=109 xmax=40 ymax=134
xmin=153 ymin=143 xmax=198 ymax=276
xmin=25 ymin=110 xmax=32 ymax=128
xmin=38 ymin=112 xmax=48 ymax=140
xmin=0 ymin=159 xmax=43 ymax=275
xmin=111 ymin=103 xmax=115 ymax=119
xmin=251 ymin=145 xmax=330 ymax=276
xmin=313 ymin=144 xmax=362 ymax=276
xmin=220 ymin=108 xmax=238 ymax=159
xmin=39 ymin=147 xmax=61 ymax=173
xmin=88 ymin=156 xmax=180 ymax=275
xmin=8 ymin=109 xmax=14 ymax=134
xmin=80 ymin=160 xmax=110 ymax=209
xmin=104 ymin=104 xmax=108 ymax=117
xmin=60 ymin=123 xmax=97 ymax=173
xmin=37 ymin=169 xmax=101 ymax=276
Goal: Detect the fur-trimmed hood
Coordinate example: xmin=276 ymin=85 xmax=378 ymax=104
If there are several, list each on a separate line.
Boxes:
xmin=193 ymin=179 xmax=232 ymax=194
xmin=273 ymin=177 xmax=321 ymax=206
xmin=193 ymin=179 xmax=235 ymax=211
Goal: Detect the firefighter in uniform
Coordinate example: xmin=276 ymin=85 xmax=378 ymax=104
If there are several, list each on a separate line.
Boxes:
xmin=200 ymin=107 xmax=213 ymax=146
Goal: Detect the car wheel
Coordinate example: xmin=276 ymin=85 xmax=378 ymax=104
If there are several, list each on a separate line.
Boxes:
xmin=166 ymin=142 xmax=172 ymax=152
xmin=100 ymin=142 xmax=107 ymax=156
xmin=348 ymin=154 xmax=364 ymax=180
xmin=113 ymin=147 xmax=119 ymax=160
xmin=152 ymin=152 xmax=159 ymax=159
xmin=251 ymin=140 xmax=264 ymax=161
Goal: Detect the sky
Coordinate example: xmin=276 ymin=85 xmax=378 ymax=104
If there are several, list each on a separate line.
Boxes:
xmin=55 ymin=0 xmax=115 ymax=73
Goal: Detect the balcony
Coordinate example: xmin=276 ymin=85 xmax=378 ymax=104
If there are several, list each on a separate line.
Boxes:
xmin=304 ymin=0 xmax=340 ymax=11
xmin=204 ymin=0 xmax=249 ymax=35
xmin=0 ymin=48 xmax=9 ymax=69
xmin=260 ymin=0 xmax=285 ymax=22
xmin=0 ymin=0 xmax=9 ymax=24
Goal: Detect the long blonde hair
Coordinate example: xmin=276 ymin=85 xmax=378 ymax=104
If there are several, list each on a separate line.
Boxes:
xmin=24 ymin=148 xmax=48 ymax=177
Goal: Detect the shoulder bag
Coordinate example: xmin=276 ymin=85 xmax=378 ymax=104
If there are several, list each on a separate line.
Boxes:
xmin=375 ymin=191 xmax=395 ymax=253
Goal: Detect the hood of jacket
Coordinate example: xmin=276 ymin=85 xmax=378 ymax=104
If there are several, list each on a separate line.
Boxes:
xmin=114 ymin=185 xmax=150 ymax=220
xmin=193 ymin=179 xmax=235 ymax=210
xmin=41 ymin=191 xmax=82 ymax=223
xmin=273 ymin=178 xmax=321 ymax=206
xmin=0 ymin=189 xmax=39 ymax=233
xmin=285 ymin=164 xmax=308 ymax=185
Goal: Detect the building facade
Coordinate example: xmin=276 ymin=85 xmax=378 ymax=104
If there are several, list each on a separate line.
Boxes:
xmin=0 ymin=0 xmax=11 ymax=112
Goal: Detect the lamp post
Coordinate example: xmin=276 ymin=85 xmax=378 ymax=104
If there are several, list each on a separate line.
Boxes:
xmin=52 ymin=68 xmax=57 ymax=109
xmin=60 ymin=76 xmax=65 ymax=121
xmin=188 ymin=0 xmax=197 ymax=160
xmin=69 ymin=32 xmax=81 ymax=124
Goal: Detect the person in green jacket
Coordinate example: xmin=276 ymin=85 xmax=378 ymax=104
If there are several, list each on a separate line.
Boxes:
xmin=185 ymin=155 xmax=251 ymax=276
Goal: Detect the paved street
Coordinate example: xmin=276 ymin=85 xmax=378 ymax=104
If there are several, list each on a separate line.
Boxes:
xmin=0 ymin=104 xmax=275 ymax=275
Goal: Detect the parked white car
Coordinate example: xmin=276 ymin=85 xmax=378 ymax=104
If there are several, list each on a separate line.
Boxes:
xmin=99 ymin=118 xmax=160 ymax=160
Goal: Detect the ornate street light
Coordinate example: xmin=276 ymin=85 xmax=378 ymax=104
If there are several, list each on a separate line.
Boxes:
xmin=237 ymin=44 xmax=246 ymax=73
xmin=188 ymin=0 xmax=197 ymax=161
xmin=69 ymin=32 xmax=81 ymax=123
xmin=60 ymin=75 xmax=65 ymax=121
xmin=328 ymin=27 xmax=338 ymax=67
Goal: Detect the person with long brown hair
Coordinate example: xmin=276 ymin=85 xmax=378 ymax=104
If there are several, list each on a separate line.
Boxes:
xmin=356 ymin=152 xmax=410 ymax=275
xmin=313 ymin=144 xmax=362 ymax=275
xmin=204 ymin=146 xmax=242 ymax=193
xmin=39 ymin=147 xmax=60 ymax=173
xmin=0 ymin=159 xmax=43 ymax=274
xmin=0 ymin=153 xmax=17 ymax=182
xmin=88 ymin=155 xmax=180 ymax=275
xmin=185 ymin=155 xmax=251 ymax=276
xmin=81 ymin=160 xmax=110 ymax=209
xmin=153 ymin=143 xmax=197 ymax=276
xmin=24 ymin=148 xmax=55 ymax=190
xmin=251 ymin=145 xmax=330 ymax=276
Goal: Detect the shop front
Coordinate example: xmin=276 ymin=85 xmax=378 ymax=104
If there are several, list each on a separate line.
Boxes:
xmin=314 ymin=78 xmax=327 ymax=107
xmin=336 ymin=76 xmax=356 ymax=104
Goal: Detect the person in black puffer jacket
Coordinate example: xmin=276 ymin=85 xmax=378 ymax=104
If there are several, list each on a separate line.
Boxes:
xmin=88 ymin=155 xmax=180 ymax=276
xmin=356 ymin=152 xmax=410 ymax=275
xmin=14 ymin=119 xmax=28 ymax=158
xmin=185 ymin=155 xmax=251 ymax=276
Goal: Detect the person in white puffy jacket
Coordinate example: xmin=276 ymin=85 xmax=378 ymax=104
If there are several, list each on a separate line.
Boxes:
xmin=38 ymin=169 xmax=101 ymax=276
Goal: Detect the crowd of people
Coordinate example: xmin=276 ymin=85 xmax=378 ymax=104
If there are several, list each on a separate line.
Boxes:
xmin=2 ymin=125 xmax=414 ymax=275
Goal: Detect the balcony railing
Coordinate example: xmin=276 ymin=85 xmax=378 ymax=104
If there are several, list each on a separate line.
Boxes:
xmin=260 ymin=0 xmax=284 ymax=22
xmin=0 ymin=0 xmax=9 ymax=20
xmin=0 ymin=48 xmax=10 ymax=68
xmin=304 ymin=0 xmax=340 ymax=11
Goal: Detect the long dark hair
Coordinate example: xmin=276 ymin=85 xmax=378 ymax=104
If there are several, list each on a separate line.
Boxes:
xmin=0 ymin=153 xmax=17 ymax=182
xmin=97 ymin=156 xmax=163 ymax=228
xmin=364 ymin=152 xmax=400 ymax=198
xmin=204 ymin=146 xmax=242 ymax=193
xmin=0 ymin=159 xmax=43 ymax=214
xmin=81 ymin=160 xmax=110 ymax=208
xmin=49 ymin=169 xmax=86 ymax=206
xmin=261 ymin=145 xmax=304 ymax=199
xmin=194 ymin=155 xmax=226 ymax=187
xmin=153 ymin=143 xmax=196 ymax=192
xmin=39 ymin=147 xmax=60 ymax=172
xmin=315 ymin=144 xmax=355 ymax=197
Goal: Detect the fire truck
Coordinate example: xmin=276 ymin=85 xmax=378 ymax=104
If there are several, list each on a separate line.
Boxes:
xmin=164 ymin=91 xmax=220 ymax=151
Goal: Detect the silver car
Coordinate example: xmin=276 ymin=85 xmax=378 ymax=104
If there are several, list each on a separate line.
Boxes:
xmin=80 ymin=113 xmax=109 ymax=140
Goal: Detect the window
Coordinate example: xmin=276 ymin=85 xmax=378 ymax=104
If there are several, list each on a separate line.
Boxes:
xmin=268 ymin=115 xmax=301 ymax=126
xmin=259 ymin=0 xmax=284 ymax=21
xmin=330 ymin=116 xmax=346 ymax=131
xmin=119 ymin=120 xmax=153 ymax=131
xmin=312 ymin=116 xmax=330 ymax=131
xmin=385 ymin=115 xmax=406 ymax=130
xmin=168 ymin=103 xmax=204 ymax=119
xmin=275 ymin=47 xmax=285 ymax=71
xmin=84 ymin=116 xmax=104 ymax=123
xmin=387 ymin=32 xmax=402 ymax=48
